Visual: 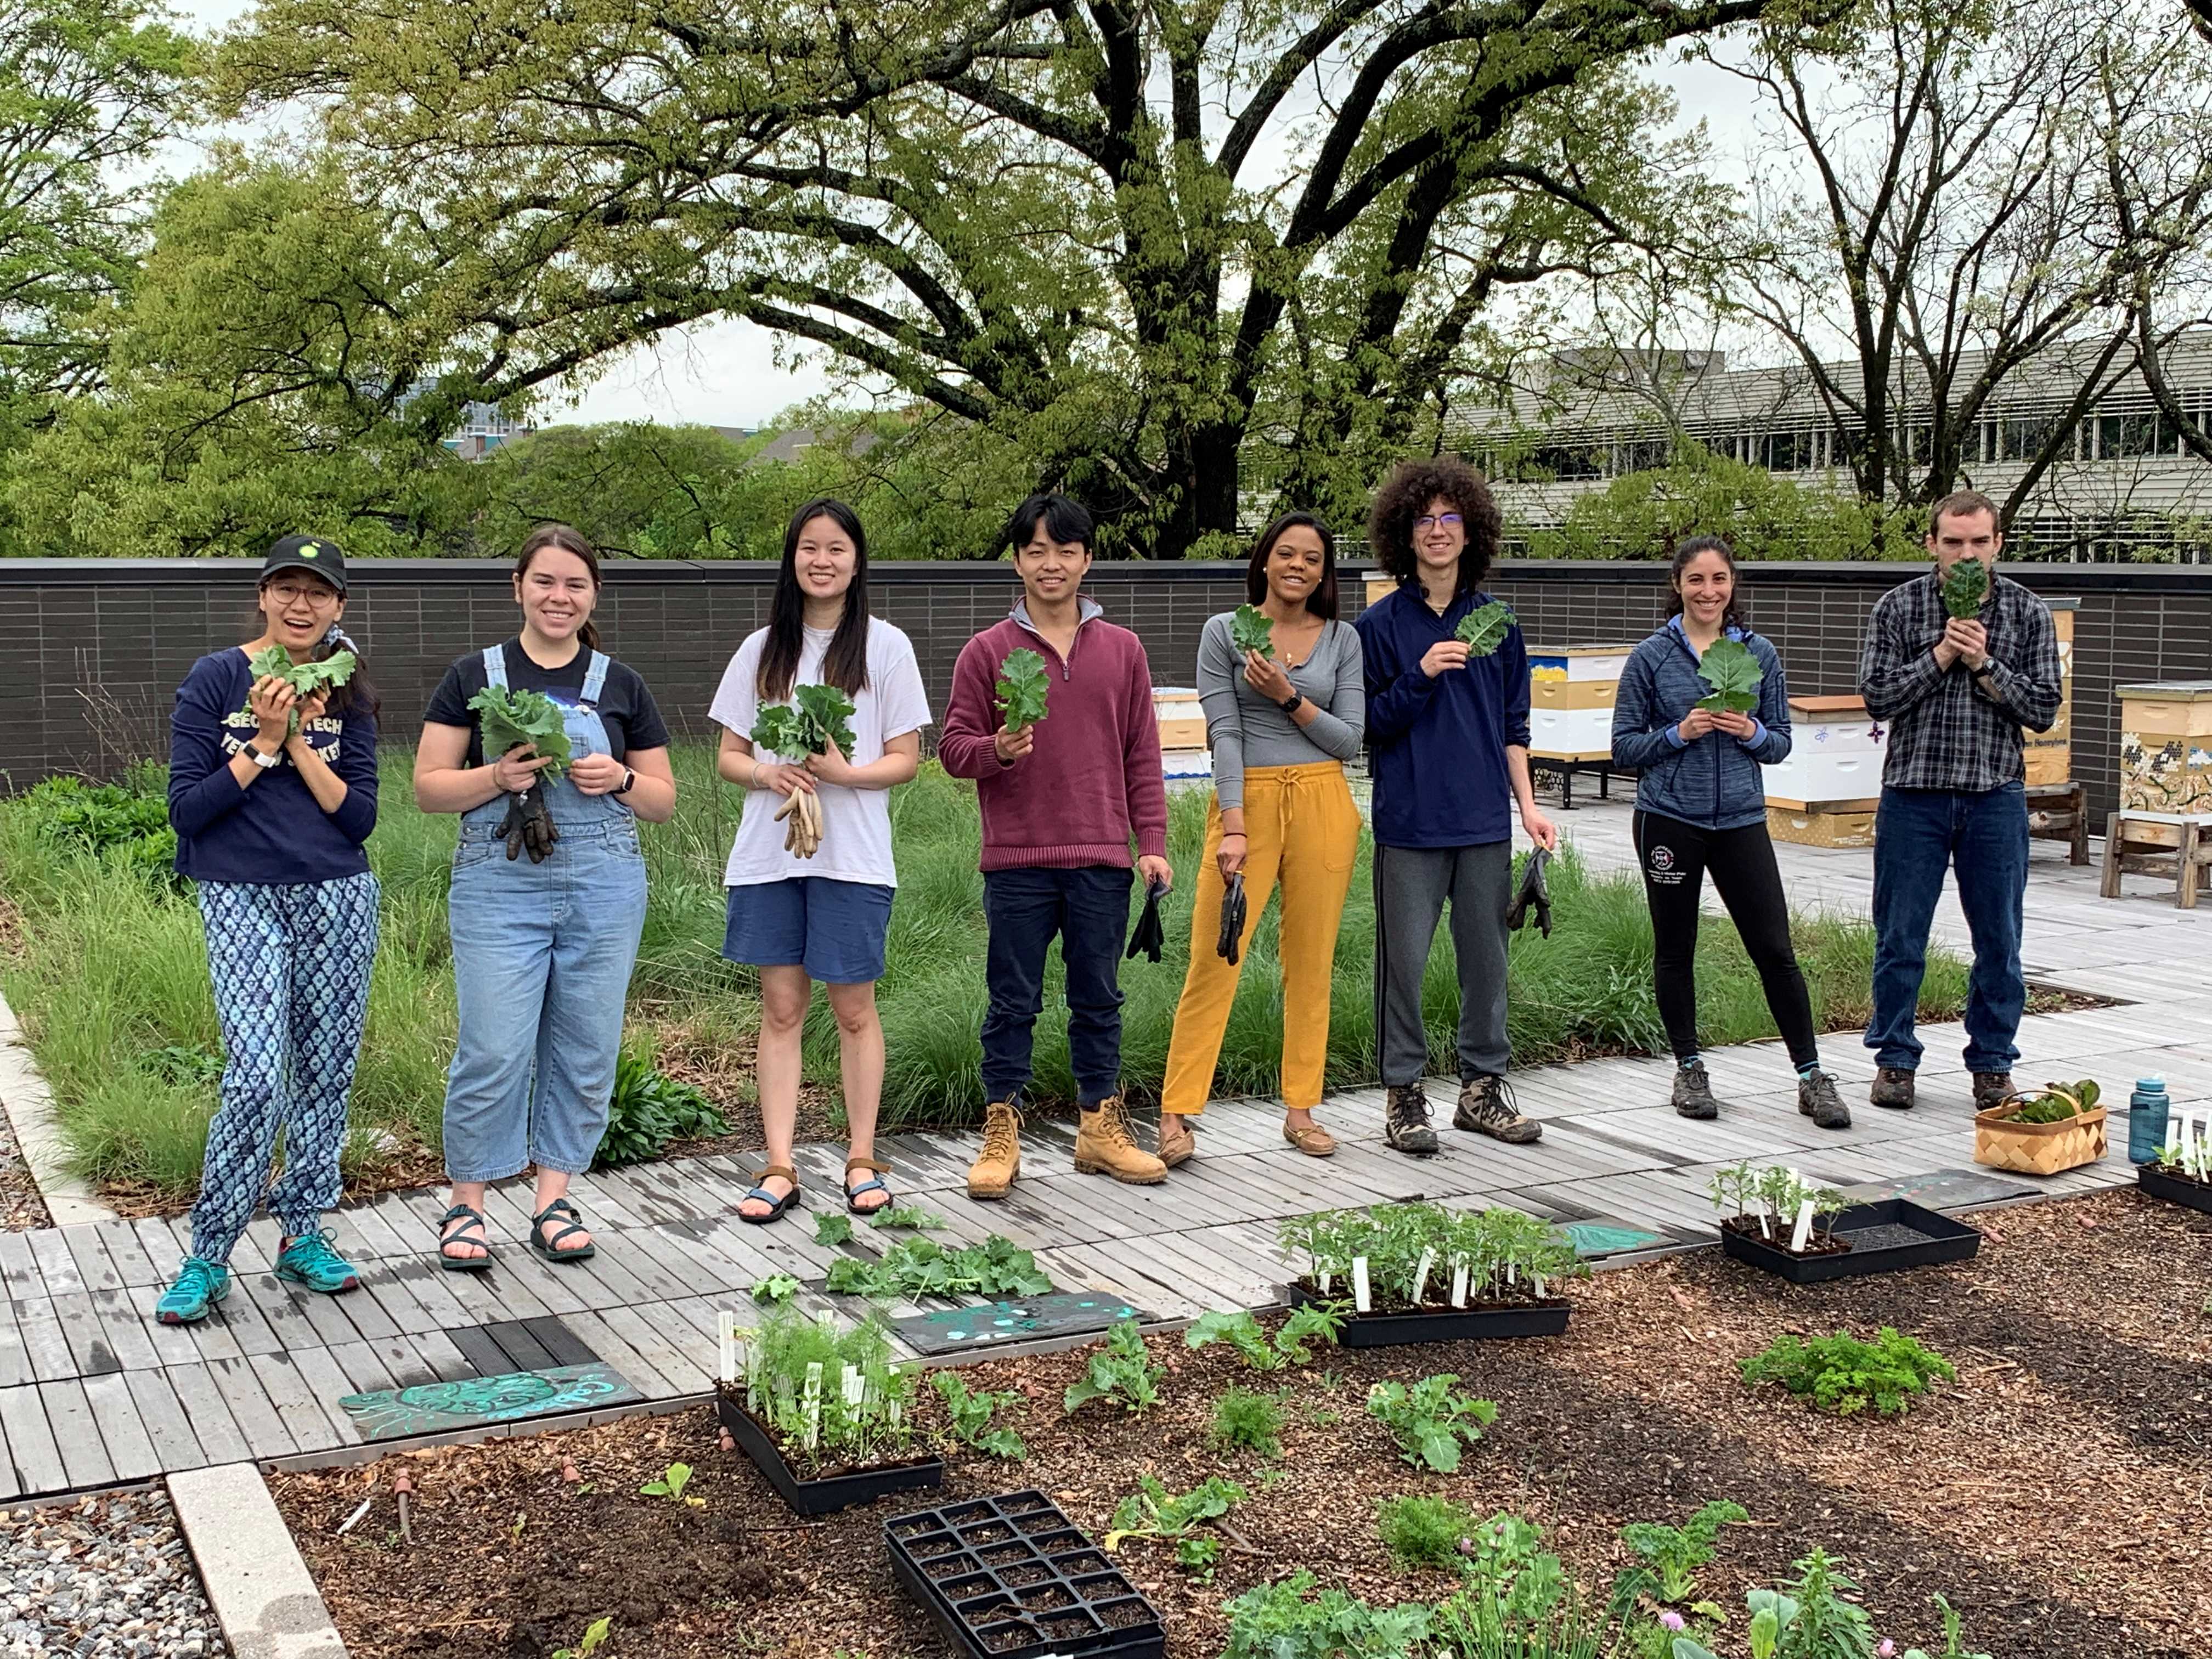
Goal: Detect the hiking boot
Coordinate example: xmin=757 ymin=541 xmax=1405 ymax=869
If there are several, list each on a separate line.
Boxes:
xmin=1971 ymin=1071 xmax=2016 ymax=1113
xmin=1797 ymin=1070 xmax=1852 ymax=1130
xmin=1454 ymin=1074 xmax=1543 ymax=1144
xmin=154 ymin=1256 xmax=230 ymax=1325
xmin=1870 ymin=1066 xmax=1916 ymax=1110
xmin=1075 ymin=1094 xmax=1166 ymax=1184
xmin=1384 ymin=1085 xmax=1439 ymax=1156
xmin=274 ymin=1229 xmax=360 ymax=1294
xmin=967 ymin=1097 xmax=1023 ymax=1200
xmin=1156 ymin=1114 xmax=1196 ymax=1169
xmin=1671 ymin=1064 xmax=1719 ymax=1120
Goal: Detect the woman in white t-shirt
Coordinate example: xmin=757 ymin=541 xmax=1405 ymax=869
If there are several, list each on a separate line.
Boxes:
xmin=710 ymin=498 xmax=932 ymax=1225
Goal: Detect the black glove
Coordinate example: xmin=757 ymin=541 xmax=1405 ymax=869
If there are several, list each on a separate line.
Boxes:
xmin=1506 ymin=847 xmax=1551 ymax=938
xmin=1216 ymin=871 xmax=1248 ymax=966
xmin=498 ymin=784 xmax=560 ymax=864
xmin=1125 ymin=878 xmax=1168 ymax=963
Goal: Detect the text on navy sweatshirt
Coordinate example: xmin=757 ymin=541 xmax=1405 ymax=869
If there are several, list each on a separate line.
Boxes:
xmin=168 ymin=649 xmax=380 ymax=884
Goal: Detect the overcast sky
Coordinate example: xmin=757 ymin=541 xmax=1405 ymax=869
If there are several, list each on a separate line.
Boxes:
xmin=165 ymin=0 xmax=1769 ymax=432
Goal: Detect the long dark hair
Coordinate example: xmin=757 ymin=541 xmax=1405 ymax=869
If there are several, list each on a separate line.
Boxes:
xmin=1368 ymin=455 xmax=1503 ymax=596
xmin=251 ymin=579 xmax=379 ymax=720
xmin=1246 ymin=512 xmax=1339 ymax=620
xmin=759 ymin=497 xmax=872 ymax=701
xmin=516 ymin=523 xmax=604 ymax=653
xmin=1664 ymin=534 xmax=1751 ymax=633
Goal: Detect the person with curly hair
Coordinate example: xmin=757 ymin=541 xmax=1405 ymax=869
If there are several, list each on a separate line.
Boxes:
xmin=1353 ymin=456 xmax=1559 ymax=1158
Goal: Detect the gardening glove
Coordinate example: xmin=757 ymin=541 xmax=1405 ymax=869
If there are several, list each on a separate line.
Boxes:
xmin=1216 ymin=872 xmax=1248 ymax=966
xmin=499 ymin=785 xmax=560 ymax=864
xmin=1506 ymin=847 xmax=1551 ymax=938
xmin=1125 ymin=879 xmax=1168 ymax=963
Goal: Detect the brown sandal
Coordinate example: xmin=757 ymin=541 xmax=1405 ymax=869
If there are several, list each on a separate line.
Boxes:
xmin=739 ymin=1163 xmax=802 ymax=1224
xmin=844 ymin=1157 xmax=894 ymax=1215
xmin=1157 ymin=1118 xmax=1195 ymax=1169
xmin=1283 ymin=1120 xmax=1337 ymax=1158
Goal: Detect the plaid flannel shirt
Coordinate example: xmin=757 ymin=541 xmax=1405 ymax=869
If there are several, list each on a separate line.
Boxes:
xmin=1858 ymin=571 xmax=2062 ymax=793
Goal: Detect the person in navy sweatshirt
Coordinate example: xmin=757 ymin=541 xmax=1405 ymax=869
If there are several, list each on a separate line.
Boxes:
xmin=157 ymin=535 xmax=381 ymax=1324
xmin=1355 ymin=458 xmax=1558 ymax=1158
xmin=1610 ymin=535 xmax=1849 ymax=1128
xmin=938 ymin=494 xmax=1173 ymax=1199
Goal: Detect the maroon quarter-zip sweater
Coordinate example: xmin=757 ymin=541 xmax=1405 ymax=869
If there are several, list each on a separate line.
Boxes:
xmin=938 ymin=597 xmax=1169 ymax=871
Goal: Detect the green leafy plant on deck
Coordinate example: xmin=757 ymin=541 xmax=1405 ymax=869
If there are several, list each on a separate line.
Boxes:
xmin=1183 ymin=1304 xmax=1343 ymax=1372
xmin=239 ymin=644 xmax=357 ymax=735
xmin=1231 ymin=604 xmax=1277 ymax=657
xmin=750 ymin=1274 xmax=799 ymax=1305
xmin=932 ymin=1371 xmax=1026 ymax=1459
xmin=1739 ymin=1328 xmax=1955 ymax=1417
xmin=595 ymin=1043 xmax=727 ymax=1171
xmin=467 ymin=685 xmax=572 ymax=777
xmin=1621 ymin=1499 xmax=1748 ymax=1602
xmin=1940 ymin=557 xmax=1989 ymax=619
xmin=825 ymin=1235 xmax=1051 ymax=1300
xmin=994 ymin=648 xmax=1051 ymax=731
xmin=1223 ymin=1570 xmax=1430 ymax=1659
xmin=1694 ymin=637 xmax=1763 ymax=713
xmin=1105 ymin=1474 xmax=1246 ymax=1581
xmin=1374 ymin=1493 xmax=1474 ymax=1571
xmin=2004 ymin=1078 xmax=2100 ymax=1124
xmin=1455 ymin=601 xmax=1515 ymax=656
xmin=1366 ymin=1375 xmax=1498 ymax=1472
xmin=1064 ymin=1321 xmax=1162 ymax=1415
xmin=870 ymin=1205 xmax=943 ymax=1230
xmin=815 ymin=1212 xmax=854 ymax=1246
xmin=1207 ymin=1388 xmax=1284 ymax=1458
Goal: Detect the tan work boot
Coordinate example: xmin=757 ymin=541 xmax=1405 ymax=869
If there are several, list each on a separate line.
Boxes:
xmin=1074 ymin=1094 xmax=1167 ymax=1185
xmin=967 ymin=1098 xmax=1023 ymax=1200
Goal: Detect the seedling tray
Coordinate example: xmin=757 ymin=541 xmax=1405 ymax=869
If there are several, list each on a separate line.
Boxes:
xmin=716 ymin=1391 xmax=943 ymax=1517
xmin=1282 ymin=1280 xmax=1570 ymax=1346
xmin=1719 ymin=1198 xmax=1980 ymax=1284
xmin=2138 ymin=1164 xmax=2212 ymax=1216
xmin=885 ymin=1489 xmax=1164 ymax=1659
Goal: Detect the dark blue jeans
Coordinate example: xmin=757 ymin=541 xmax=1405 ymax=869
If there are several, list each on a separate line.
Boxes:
xmin=981 ymin=866 xmax=1134 ymax=1104
xmin=1867 ymin=783 xmax=2029 ymax=1075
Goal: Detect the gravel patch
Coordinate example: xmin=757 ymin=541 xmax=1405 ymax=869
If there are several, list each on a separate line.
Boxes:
xmin=0 ymin=1492 xmax=226 ymax=1658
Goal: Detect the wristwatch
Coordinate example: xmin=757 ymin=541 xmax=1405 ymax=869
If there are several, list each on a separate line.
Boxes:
xmin=1969 ymin=662 xmax=1994 ymax=681
xmin=1278 ymin=692 xmax=1304 ymax=715
xmin=245 ymin=742 xmax=281 ymax=769
xmin=613 ymin=768 xmax=636 ymax=797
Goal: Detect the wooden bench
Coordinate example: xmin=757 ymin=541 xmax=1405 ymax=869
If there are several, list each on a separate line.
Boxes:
xmin=2025 ymin=780 xmax=2090 ymax=866
xmin=2100 ymin=811 xmax=2212 ymax=908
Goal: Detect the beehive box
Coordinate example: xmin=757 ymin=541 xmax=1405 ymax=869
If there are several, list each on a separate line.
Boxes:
xmin=1767 ymin=805 xmax=1877 ymax=849
xmin=1528 ymin=644 xmax=1639 ymax=760
xmin=1153 ymin=686 xmax=1206 ymax=752
xmin=1763 ymin=695 xmax=1886 ymax=810
xmin=2118 ymin=682 xmax=2212 ymax=815
xmin=2023 ymin=597 xmax=2076 ymax=788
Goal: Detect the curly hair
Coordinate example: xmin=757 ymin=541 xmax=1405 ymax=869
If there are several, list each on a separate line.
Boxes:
xmin=1367 ymin=455 xmax=1503 ymax=596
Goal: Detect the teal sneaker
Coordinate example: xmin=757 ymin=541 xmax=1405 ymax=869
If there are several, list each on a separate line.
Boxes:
xmin=155 ymin=1257 xmax=231 ymax=1325
xmin=274 ymin=1229 xmax=361 ymax=1294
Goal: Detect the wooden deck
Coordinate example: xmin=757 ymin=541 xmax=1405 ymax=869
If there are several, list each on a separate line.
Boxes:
xmin=0 ymin=802 xmax=2206 ymax=1499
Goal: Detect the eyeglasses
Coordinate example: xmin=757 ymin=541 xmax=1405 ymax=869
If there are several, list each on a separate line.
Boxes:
xmin=266 ymin=581 xmax=338 ymax=607
xmin=1414 ymin=514 xmax=1464 ymax=532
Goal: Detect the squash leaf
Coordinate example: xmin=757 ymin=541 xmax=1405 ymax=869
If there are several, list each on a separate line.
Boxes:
xmin=1694 ymin=637 xmax=1763 ymax=714
xmin=1455 ymin=601 xmax=1515 ymax=657
xmin=1231 ymin=605 xmax=1276 ymax=657
xmin=238 ymin=645 xmax=358 ymax=735
xmin=1940 ymin=557 xmax=1989 ymax=619
xmin=467 ymin=685 xmax=572 ymax=777
xmin=996 ymin=648 xmax=1052 ymax=731
xmin=751 ymin=685 xmax=857 ymax=759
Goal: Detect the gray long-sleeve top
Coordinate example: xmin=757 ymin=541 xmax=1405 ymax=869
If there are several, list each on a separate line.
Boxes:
xmin=1197 ymin=612 xmax=1366 ymax=810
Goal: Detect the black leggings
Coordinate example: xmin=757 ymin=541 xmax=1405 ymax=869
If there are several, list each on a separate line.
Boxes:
xmin=1632 ymin=810 xmax=1820 ymax=1070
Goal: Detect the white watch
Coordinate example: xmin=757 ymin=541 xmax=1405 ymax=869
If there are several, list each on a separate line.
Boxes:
xmin=247 ymin=742 xmax=281 ymax=769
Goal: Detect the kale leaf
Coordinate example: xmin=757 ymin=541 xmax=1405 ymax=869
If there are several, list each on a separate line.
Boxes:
xmin=1455 ymin=601 xmax=1515 ymax=657
xmin=468 ymin=685 xmax=573 ymax=778
xmin=995 ymin=648 xmax=1052 ymax=731
xmin=238 ymin=645 xmax=358 ymax=735
xmin=1940 ymin=557 xmax=1989 ymax=619
xmin=1694 ymin=637 xmax=1763 ymax=714
xmin=1231 ymin=605 xmax=1276 ymax=657
xmin=751 ymin=683 xmax=859 ymax=760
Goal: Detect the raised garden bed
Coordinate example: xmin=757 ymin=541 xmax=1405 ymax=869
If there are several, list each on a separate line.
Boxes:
xmin=2138 ymin=1163 xmax=2212 ymax=1216
xmin=885 ymin=1491 xmax=1164 ymax=1659
xmin=1719 ymin=1198 xmax=1981 ymax=1284
xmin=1280 ymin=1278 xmax=1569 ymax=1345
xmin=715 ymin=1390 xmax=943 ymax=1516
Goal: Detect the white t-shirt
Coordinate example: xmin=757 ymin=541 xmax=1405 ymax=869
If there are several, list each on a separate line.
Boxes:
xmin=709 ymin=618 xmax=932 ymax=889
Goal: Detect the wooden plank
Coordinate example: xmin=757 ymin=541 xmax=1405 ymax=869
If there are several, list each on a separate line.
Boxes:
xmin=89 ymin=1289 xmax=163 ymax=1374
xmin=50 ymin=1293 xmax=123 ymax=1377
xmin=444 ymin=1325 xmax=511 ymax=1378
xmin=595 ymin=1302 xmax=715 ymax=1395
xmin=331 ymin=1201 xmax=411 ymax=1263
xmin=520 ymin=1316 xmax=600 ymax=1369
xmin=60 ymin=1228 xmax=126 ymax=1296
xmin=247 ymin=1351 xmax=343 ymax=1454
xmin=205 ymin=1355 xmax=296 ymax=1459
xmin=332 ymin=1280 xmax=401 ymax=1343
xmin=269 ymin=1277 xmax=365 ymax=1351
xmin=12 ymin=1299 xmax=77 ymax=1384
xmin=556 ymin=1310 xmax=678 ymax=1399
xmin=481 ymin=1321 xmax=558 ymax=1373
xmin=408 ymin=1329 xmax=479 ymax=1383
xmin=25 ymin=1231 xmax=83 ymax=1297
xmin=360 ymin=1334 xmax=440 ymax=1390
xmin=0 ymin=1300 xmax=35 ymax=1390
xmin=0 ymin=1232 xmax=43 ymax=1300
xmin=80 ymin=1370 xmax=161 ymax=1481
xmin=94 ymin=1222 xmax=164 ymax=1289
xmin=0 ymin=1385 xmax=66 ymax=1496
xmin=159 ymin=1364 xmax=253 ymax=1468
xmin=37 ymin=1379 xmax=116 ymax=1488
xmin=287 ymin=1346 xmax=373 ymax=1446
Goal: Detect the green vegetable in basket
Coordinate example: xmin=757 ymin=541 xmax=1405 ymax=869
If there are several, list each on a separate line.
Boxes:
xmin=1940 ymin=556 xmax=1989 ymax=619
xmin=468 ymin=685 xmax=572 ymax=778
xmin=237 ymin=645 xmax=358 ymax=735
xmin=1454 ymin=601 xmax=1515 ymax=657
xmin=1231 ymin=605 xmax=1276 ymax=658
xmin=995 ymin=648 xmax=1052 ymax=732
xmin=2005 ymin=1078 xmax=2100 ymax=1124
xmin=1694 ymin=636 xmax=1763 ymax=714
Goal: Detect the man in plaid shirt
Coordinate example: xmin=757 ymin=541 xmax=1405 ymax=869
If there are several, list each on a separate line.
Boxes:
xmin=1857 ymin=490 xmax=2062 ymax=1114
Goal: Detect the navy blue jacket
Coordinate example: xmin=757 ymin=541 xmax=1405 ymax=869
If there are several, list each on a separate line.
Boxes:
xmin=168 ymin=650 xmax=380 ymax=884
xmin=1355 ymin=584 xmax=1531 ymax=848
xmin=1610 ymin=619 xmax=1792 ymax=831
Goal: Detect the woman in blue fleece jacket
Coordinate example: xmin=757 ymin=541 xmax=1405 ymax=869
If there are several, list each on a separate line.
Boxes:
xmin=1611 ymin=535 xmax=1848 ymax=1129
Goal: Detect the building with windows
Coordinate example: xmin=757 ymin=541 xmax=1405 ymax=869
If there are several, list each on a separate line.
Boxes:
xmin=443 ymin=401 xmax=535 ymax=460
xmin=1450 ymin=332 xmax=2212 ymax=558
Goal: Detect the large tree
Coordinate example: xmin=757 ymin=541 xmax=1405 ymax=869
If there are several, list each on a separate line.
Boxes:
xmin=210 ymin=0 xmax=1780 ymax=556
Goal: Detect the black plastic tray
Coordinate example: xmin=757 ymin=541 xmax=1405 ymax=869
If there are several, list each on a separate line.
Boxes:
xmin=884 ymin=1490 xmax=1165 ymax=1659
xmin=1282 ymin=1280 xmax=1570 ymax=1347
xmin=2138 ymin=1164 xmax=2212 ymax=1216
xmin=717 ymin=1391 xmax=943 ymax=1517
xmin=1718 ymin=1198 xmax=1980 ymax=1284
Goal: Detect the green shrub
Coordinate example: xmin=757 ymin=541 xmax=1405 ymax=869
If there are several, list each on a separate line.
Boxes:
xmin=1222 ymin=1571 xmax=1430 ymax=1659
xmin=1207 ymin=1388 xmax=1284 ymax=1459
xmin=1739 ymin=1328 xmax=1956 ymax=1417
xmin=594 ymin=1037 xmax=727 ymax=1170
xmin=1620 ymin=1499 xmax=1747 ymax=1602
xmin=1374 ymin=1493 xmax=1471 ymax=1570
xmin=1367 ymin=1376 xmax=1498 ymax=1473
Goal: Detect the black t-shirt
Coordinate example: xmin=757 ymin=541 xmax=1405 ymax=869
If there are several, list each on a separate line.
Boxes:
xmin=423 ymin=640 xmax=672 ymax=768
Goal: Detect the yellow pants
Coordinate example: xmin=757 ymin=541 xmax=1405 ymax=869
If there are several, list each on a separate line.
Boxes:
xmin=1161 ymin=762 xmax=1361 ymax=1115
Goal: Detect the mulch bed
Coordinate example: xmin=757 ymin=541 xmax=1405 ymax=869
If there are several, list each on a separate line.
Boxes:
xmin=274 ymin=1187 xmax=2210 ymax=1659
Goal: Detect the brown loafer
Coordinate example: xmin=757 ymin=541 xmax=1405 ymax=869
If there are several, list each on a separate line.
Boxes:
xmin=1283 ymin=1120 xmax=1336 ymax=1157
xmin=1157 ymin=1117 xmax=1196 ymax=1169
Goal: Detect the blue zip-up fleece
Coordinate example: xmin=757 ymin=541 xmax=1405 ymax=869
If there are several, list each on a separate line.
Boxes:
xmin=1610 ymin=619 xmax=1792 ymax=831
xmin=1355 ymin=585 xmax=1531 ymax=848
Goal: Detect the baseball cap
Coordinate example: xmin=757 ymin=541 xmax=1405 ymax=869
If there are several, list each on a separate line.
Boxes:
xmin=260 ymin=534 xmax=349 ymax=595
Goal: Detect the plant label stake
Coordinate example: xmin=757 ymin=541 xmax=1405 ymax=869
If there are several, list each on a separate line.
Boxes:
xmin=1505 ymin=1260 xmax=1516 ymax=1287
xmin=1351 ymin=1256 xmax=1372 ymax=1313
xmin=1533 ymin=1274 xmax=1547 ymax=1299
xmin=1317 ymin=1267 xmax=1332 ymax=1294
xmin=718 ymin=1311 xmax=737 ymax=1384
xmin=802 ymin=1362 xmax=823 ymax=1452
xmin=1449 ymin=1259 xmax=1470 ymax=1308
xmin=1410 ymin=1247 xmax=1436 ymax=1307
xmin=842 ymin=1364 xmax=865 ymax=1409
xmin=1788 ymin=1198 xmax=1818 ymax=1254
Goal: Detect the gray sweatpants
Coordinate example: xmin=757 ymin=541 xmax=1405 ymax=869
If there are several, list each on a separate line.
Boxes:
xmin=1372 ymin=841 xmax=1512 ymax=1086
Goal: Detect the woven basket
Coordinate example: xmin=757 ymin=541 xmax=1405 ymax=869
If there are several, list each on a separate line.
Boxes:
xmin=1972 ymin=1104 xmax=2108 ymax=1176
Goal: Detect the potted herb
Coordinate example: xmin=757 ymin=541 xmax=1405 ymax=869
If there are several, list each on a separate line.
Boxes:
xmin=1973 ymin=1079 xmax=2108 ymax=1176
xmin=884 ymin=1489 xmax=1165 ymax=1659
xmin=1709 ymin=1160 xmax=1980 ymax=1284
xmin=1277 ymin=1201 xmax=1582 ymax=1345
xmin=2139 ymin=1118 xmax=2212 ymax=1216
xmin=716 ymin=1304 xmax=943 ymax=1515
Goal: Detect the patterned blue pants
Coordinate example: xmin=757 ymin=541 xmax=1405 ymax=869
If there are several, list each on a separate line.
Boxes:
xmin=191 ymin=874 xmax=380 ymax=1263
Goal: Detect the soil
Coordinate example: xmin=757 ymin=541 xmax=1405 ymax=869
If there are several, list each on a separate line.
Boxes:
xmin=1718 ymin=1216 xmax=1853 ymax=1256
xmin=276 ymin=1186 xmax=2210 ymax=1659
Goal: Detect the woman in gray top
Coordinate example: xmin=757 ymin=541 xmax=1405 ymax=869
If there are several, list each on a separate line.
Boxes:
xmin=1159 ymin=513 xmax=1367 ymax=1166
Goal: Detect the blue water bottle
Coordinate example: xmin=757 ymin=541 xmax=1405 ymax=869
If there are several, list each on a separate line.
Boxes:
xmin=2129 ymin=1077 xmax=2171 ymax=1166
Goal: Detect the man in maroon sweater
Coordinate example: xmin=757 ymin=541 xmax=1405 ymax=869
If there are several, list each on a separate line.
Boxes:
xmin=939 ymin=494 xmax=1175 ymax=1197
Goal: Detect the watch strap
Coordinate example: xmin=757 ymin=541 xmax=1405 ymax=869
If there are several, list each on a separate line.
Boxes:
xmin=1278 ymin=692 xmax=1303 ymax=714
xmin=614 ymin=768 xmax=636 ymax=796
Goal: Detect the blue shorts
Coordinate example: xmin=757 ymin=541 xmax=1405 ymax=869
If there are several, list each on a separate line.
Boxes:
xmin=723 ymin=878 xmax=895 ymax=985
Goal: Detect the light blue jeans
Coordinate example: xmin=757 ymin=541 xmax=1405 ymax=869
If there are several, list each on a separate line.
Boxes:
xmin=442 ymin=816 xmax=647 ymax=1181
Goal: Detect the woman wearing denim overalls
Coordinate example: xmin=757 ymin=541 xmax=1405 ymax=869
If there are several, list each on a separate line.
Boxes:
xmin=414 ymin=524 xmax=677 ymax=1268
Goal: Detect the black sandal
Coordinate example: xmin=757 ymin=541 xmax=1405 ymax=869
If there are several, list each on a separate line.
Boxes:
xmin=438 ymin=1204 xmax=494 ymax=1272
xmin=529 ymin=1197 xmax=596 ymax=1263
xmin=738 ymin=1163 xmax=802 ymax=1225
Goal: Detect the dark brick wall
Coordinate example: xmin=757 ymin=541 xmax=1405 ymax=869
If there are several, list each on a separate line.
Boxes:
xmin=4 ymin=558 xmax=2209 ymax=821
